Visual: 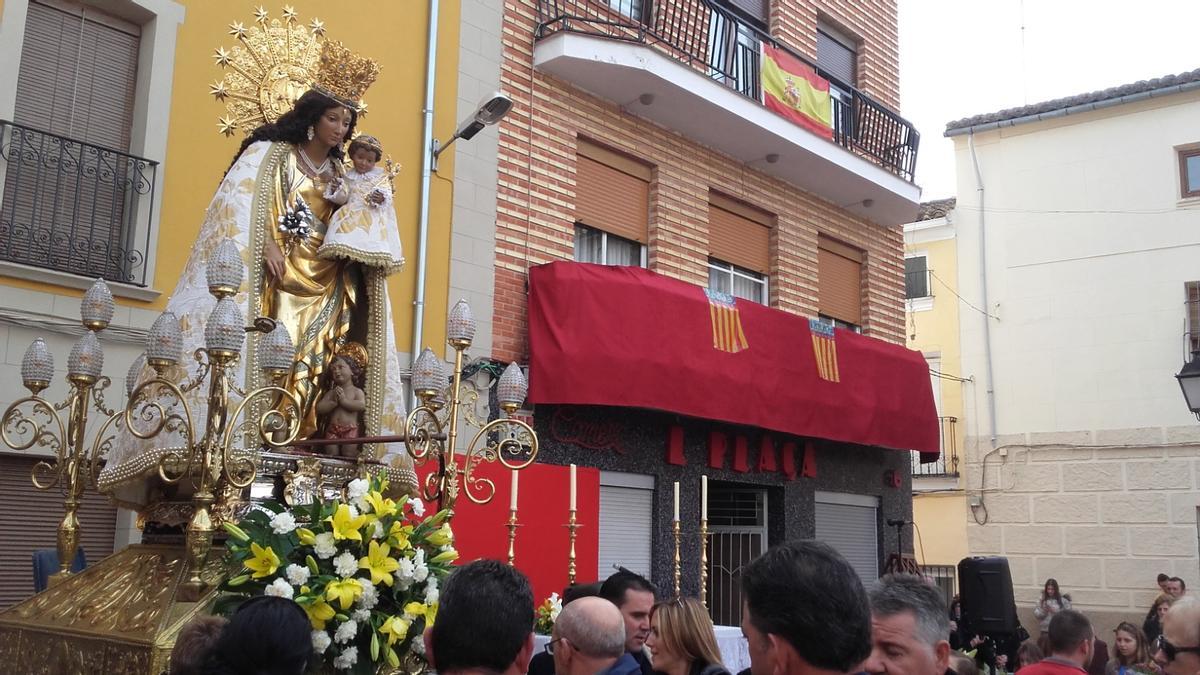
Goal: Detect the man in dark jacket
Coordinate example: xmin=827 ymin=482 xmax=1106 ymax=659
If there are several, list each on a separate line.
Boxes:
xmin=599 ymin=571 xmax=657 ymax=675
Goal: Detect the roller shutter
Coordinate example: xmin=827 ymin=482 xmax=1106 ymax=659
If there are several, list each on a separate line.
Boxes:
xmin=575 ymin=140 xmax=651 ymax=245
xmin=814 ymin=493 xmax=878 ymax=582
xmin=708 ymin=194 xmax=772 ymax=275
xmin=598 ymin=473 xmax=654 ymax=579
xmin=818 ymin=235 xmax=864 ymax=325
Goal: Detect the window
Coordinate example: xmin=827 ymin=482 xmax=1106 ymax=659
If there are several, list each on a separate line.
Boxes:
xmin=1180 ymin=147 xmax=1200 ymax=199
xmin=816 ymin=314 xmax=861 ymax=334
xmin=1188 ymin=282 xmax=1200 ymax=353
xmin=707 ymin=9 xmax=760 ymax=97
xmin=575 ymin=139 xmax=651 ymax=257
xmin=817 ymin=235 xmax=864 ymax=330
xmin=905 ymin=255 xmax=930 ymax=299
xmin=574 ymin=224 xmax=645 ymax=266
xmin=707 ymin=193 xmax=772 ymax=303
xmin=816 ymin=21 xmax=857 ymax=87
xmin=709 ymin=258 xmax=767 ymax=304
xmin=606 ymin=0 xmax=647 ymax=23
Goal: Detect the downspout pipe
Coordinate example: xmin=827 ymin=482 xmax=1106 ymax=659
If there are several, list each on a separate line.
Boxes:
xmin=411 ymin=0 xmax=441 ymax=410
xmin=967 ymin=131 xmax=997 ymax=448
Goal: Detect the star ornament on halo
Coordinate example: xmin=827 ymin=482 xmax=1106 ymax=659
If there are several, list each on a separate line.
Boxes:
xmin=309 ymin=18 xmax=326 ymax=37
xmin=253 ymin=5 xmax=269 ymax=24
xmin=228 ymin=21 xmax=247 ymax=39
xmin=282 ymin=5 xmax=299 ymax=23
xmin=218 ymin=117 xmax=238 ymax=137
xmin=213 ymin=46 xmax=232 ymax=67
xmin=209 ymin=80 xmax=229 ymax=100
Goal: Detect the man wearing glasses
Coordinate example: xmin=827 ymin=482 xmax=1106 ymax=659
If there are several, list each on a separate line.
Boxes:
xmin=547 ymin=597 xmax=641 ymax=675
xmin=1155 ymin=598 xmax=1200 ymax=675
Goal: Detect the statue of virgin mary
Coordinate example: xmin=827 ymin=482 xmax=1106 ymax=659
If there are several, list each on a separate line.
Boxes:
xmin=100 ymin=31 xmax=414 ymax=507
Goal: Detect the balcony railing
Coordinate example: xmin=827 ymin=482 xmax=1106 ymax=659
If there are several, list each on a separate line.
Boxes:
xmin=912 ymin=416 xmax=959 ymax=478
xmin=534 ymin=0 xmax=920 ymax=181
xmin=0 ymin=121 xmax=157 ymax=286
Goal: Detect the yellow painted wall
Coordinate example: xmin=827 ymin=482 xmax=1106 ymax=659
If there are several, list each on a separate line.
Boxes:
xmin=912 ymin=492 xmax=969 ymax=568
xmin=0 ymin=0 xmax=461 ymax=352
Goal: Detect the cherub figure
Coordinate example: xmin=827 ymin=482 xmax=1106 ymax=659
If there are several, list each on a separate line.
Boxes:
xmin=315 ymin=351 xmax=366 ymax=458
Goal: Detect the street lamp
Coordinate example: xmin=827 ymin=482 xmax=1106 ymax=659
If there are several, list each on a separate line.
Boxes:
xmin=1176 ymin=350 xmax=1200 ymax=420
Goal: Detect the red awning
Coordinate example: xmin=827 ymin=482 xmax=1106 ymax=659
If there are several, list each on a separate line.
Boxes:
xmin=527 ymin=262 xmax=939 ymax=458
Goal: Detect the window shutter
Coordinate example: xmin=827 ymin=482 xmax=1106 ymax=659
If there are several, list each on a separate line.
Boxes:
xmin=818 ymin=235 xmax=863 ymax=325
xmin=816 ymin=27 xmax=856 ymax=86
xmin=0 ymin=455 xmax=117 ymax=608
xmin=15 ymin=0 xmax=140 ymax=151
xmin=598 ymin=484 xmax=653 ymax=579
xmin=815 ymin=498 xmax=878 ymax=582
xmin=708 ymin=195 xmax=772 ymax=274
xmin=725 ymin=0 xmax=768 ymax=25
xmin=575 ymin=140 xmax=651 ymax=245
xmin=1188 ymin=282 xmax=1200 ymax=352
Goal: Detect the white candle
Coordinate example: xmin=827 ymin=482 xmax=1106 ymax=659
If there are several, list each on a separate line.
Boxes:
xmin=673 ymin=482 xmax=680 ymax=522
xmin=701 ymin=475 xmax=708 ymax=521
xmin=510 ymin=470 xmax=519 ymax=510
xmin=569 ymin=463 xmax=577 ymax=511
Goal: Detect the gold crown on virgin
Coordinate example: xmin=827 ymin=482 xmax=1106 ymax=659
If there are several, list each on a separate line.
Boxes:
xmin=311 ymin=41 xmax=381 ymax=112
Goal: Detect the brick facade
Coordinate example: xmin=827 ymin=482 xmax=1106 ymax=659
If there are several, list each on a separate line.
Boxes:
xmin=493 ymin=0 xmax=906 ymax=363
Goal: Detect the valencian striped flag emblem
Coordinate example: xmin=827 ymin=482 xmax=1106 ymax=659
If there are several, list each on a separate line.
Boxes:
xmin=809 ymin=318 xmax=840 ymax=382
xmin=705 ymin=289 xmax=749 ymax=354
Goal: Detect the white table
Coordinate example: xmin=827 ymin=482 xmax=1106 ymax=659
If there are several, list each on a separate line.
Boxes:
xmin=531 ymin=626 xmax=750 ymax=674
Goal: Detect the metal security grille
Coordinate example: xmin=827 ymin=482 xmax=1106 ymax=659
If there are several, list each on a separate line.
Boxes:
xmin=920 ymin=564 xmax=956 ymax=609
xmin=707 ymin=487 xmax=766 ymax=626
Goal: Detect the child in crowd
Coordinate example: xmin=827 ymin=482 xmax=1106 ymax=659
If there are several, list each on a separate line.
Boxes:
xmin=320 ymin=134 xmax=405 ymax=272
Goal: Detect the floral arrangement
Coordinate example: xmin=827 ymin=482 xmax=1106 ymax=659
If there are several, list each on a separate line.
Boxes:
xmin=220 ymin=476 xmax=456 ymax=673
xmin=279 ymin=196 xmax=314 ymax=241
xmin=534 ymin=592 xmax=562 ymax=635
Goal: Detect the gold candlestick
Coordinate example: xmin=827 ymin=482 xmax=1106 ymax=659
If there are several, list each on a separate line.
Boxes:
xmin=566 ymin=509 xmax=580 ymax=585
xmin=672 ymin=519 xmax=681 ymax=595
xmin=699 ymin=518 xmax=709 ymax=607
xmin=506 ymin=508 xmax=520 ymax=566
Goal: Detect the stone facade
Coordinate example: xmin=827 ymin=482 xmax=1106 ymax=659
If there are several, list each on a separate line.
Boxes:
xmin=964 ymin=430 xmax=1200 ymax=629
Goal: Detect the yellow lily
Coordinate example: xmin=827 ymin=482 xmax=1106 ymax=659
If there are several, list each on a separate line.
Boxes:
xmin=388 ymin=522 xmax=414 ymax=550
xmin=379 ymin=615 xmax=412 ymax=646
xmin=404 ymin=601 xmax=426 ymax=619
xmin=359 ymin=540 xmax=401 ymax=587
xmin=297 ymin=527 xmax=316 ymax=545
xmin=431 ymin=548 xmax=459 ymax=564
xmin=426 ymin=602 xmax=438 ymax=625
xmin=427 ymin=523 xmax=454 ymax=547
xmin=303 ymin=599 xmax=336 ymax=630
xmin=325 ymin=577 xmax=365 ymax=610
xmin=327 ymin=503 xmax=367 ymax=541
xmin=243 ymin=542 xmax=280 ymax=579
xmin=364 ymin=491 xmax=397 ymax=518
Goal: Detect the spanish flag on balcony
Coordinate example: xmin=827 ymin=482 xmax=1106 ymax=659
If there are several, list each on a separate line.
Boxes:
xmin=760 ymin=42 xmax=833 ymax=139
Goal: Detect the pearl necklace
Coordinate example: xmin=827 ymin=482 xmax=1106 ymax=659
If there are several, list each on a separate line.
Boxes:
xmin=296 ymin=147 xmax=331 ymax=176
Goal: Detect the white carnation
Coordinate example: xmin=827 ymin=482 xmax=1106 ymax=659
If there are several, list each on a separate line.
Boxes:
xmin=371 ymin=520 xmax=385 ymax=540
xmin=333 ymin=645 xmax=358 ymax=670
xmin=334 ymin=619 xmax=359 ymax=644
xmin=333 ymin=551 xmax=358 ymax=578
xmin=395 ymin=557 xmax=415 ymax=590
xmin=347 ymin=478 xmax=369 ymax=499
xmin=357 ymin=578 xmax=379 ymax=609
xmin=312 ymin=630 xmax=332 ymax=653
xmin=407 ymin=498 xmax=426 ymax=517
xmin=412 ymin=548 xmax=429 ymax=583
xmin=352 ymin=608 xmax=371 ymax=622
xmin=264 ymin=577 xmax=294 ymax=599
xmin=285 ymin=564 xmax=310 ymax=586
xmin=314 ymin=532 xmax=338 ymax=559
xmin=269 ymin=511 xmax=297 ymax=535
xmin=411 ymin=636 xmax=425 ymax=656
xmin=424 ymin=577 xmax=439 ymax=605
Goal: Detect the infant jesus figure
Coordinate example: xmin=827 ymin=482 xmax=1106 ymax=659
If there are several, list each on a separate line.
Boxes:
xmin=314 ymin=350 xmax=367 ymax=458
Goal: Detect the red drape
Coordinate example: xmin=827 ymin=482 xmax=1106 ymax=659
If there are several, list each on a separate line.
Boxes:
xmin=527 ymin=262 xmax=939 ymax=459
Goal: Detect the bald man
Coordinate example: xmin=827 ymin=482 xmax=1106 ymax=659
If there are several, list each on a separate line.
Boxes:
xmin=1155 ymin=598 xmax=1200 ymax=675
xmin=550 ymin=597 xmax=641 ymax=675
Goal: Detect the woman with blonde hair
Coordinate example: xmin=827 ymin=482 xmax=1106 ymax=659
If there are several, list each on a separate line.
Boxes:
xmin=645 ymin=597 xmax=730 ymax=675
xmin=1106 ymin=621 xmax=1152 ymax=675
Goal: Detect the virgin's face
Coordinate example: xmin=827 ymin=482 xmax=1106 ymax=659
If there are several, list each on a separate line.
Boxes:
xmin=316 ymin=106 xmax=352 ymax=147
xmin=647 ymin=614 xmax=684 ymax=674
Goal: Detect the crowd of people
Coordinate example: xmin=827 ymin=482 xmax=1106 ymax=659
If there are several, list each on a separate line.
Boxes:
xmin=164 ymin=544 xmax=1198 ymax=675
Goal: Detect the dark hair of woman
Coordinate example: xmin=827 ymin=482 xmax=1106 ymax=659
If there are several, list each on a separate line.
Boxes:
xmin=1040 ymin=577 xmax=1061 ymax=603
xmin=200 ymin=596 xmax=312 ymax=675
xmin=226 ymin=90 xmax=358 ymax=173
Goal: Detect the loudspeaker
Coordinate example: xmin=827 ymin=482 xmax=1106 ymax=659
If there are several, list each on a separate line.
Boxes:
xmin=957 ymin=556 xmax=1018 ymax=634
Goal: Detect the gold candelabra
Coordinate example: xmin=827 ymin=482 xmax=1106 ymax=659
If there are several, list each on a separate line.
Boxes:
xmin=0 ymin=279 xmax=116 ymax=582
xmin=566 ymin=509 xmax=580 ymax=585
xmin=403 ymin=300 xmax=539 ymax=520
xmin=672 ymin=519 xmax=682 ymax=595
xmin=505 ymin=509 xmax=520 ymax=566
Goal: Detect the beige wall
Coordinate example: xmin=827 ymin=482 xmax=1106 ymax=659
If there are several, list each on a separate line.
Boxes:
xmin=952 ymin=87 xmax=1200 ymax=619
